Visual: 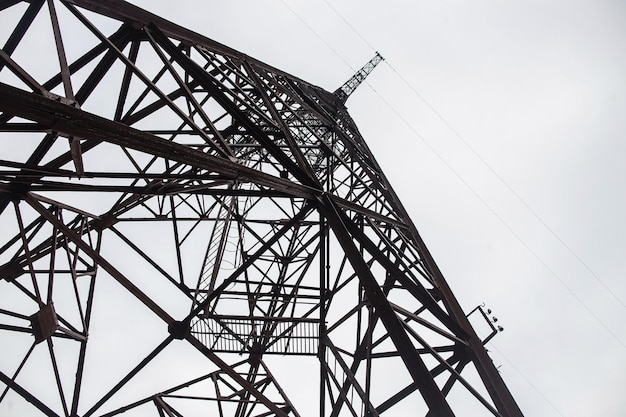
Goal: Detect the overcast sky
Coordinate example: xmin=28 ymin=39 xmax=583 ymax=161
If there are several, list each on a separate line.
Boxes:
xmin=1 ymin=0 xmax=624 ymax=415
xmin=126 ymin=1 xmax=626 ymax=416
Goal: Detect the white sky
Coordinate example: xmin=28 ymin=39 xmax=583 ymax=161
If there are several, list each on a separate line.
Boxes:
xmin=0 ymin=0 xmax=624 ymax=415
xmin=127 ymin=1 xmax=626 ymax=416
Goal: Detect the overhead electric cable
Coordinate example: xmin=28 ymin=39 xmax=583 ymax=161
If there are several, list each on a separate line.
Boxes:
xmin=323 ymin=0 xmax=625 ymax=313
xmin=490 ymin=342 xmax=566 ymax=417
xmin=384 ymin=61 xmax=626 ymax=311
xmin=304 ymin=0 xmax=626 ymax=342
xmin=366 ymin=83 xmax=626 ymax=349
xmin=321 ymin=0 xmax=378 ymax=51
xmin=278 ymin=0 xmax=357 ymax=73
xmin=277 ymin=0 xmax=626 ymax=350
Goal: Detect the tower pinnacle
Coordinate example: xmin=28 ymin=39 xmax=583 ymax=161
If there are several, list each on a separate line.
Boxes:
xmin=334 ymin=52 xmax=384 ymax=103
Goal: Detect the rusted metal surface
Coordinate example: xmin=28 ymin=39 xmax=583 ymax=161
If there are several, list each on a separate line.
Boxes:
xmin=0 ymin=1 xmax=524 ymax=416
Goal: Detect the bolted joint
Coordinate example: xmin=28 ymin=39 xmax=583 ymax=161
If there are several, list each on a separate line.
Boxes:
xmin=92 ymin=213 xmax=117 ymax=231
xmin=2 ymin=183 xmax=30 ymax=202
xmin=0 ymin=262 xmax=26 ymax=282
xmin=30 ymin=304 xmax=59 ymax=344
xmin=428 ymin=287 xmax=443 ymax=302
xmin=168 ymin=320 xmax=190 ymax=340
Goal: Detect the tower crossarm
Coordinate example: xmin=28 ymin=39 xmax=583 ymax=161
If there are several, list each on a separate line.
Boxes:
xmin=334 ymin=52 xmax=384 ymax=103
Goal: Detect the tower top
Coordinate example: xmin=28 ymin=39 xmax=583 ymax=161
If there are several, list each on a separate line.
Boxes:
xmin=334 ymin=52 xmax=384 ymax=103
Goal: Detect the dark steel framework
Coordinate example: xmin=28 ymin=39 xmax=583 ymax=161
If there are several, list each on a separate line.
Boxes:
xmin=0 ymin=1 xmax=524 ymax=416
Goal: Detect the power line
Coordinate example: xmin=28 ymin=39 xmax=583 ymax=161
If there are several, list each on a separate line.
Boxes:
xmin=364 ymin=82 xmax=626 ymax=349
xmin=490 ymin=342 xmax=566 ymax=417
xmin=309 ymin=0 xmax=626 ymax=345
xmin=384 ymin=60 xmax=626 ymax=312
xmin=277 ymin=0 xmax=357 ymax=73
xmin=322 ymin=0 xmax=626 ymax=314
xmin=321 ymin=0 xmax=378 ymax=52
xmin=271 ymin=1 xmax=626 ymax=415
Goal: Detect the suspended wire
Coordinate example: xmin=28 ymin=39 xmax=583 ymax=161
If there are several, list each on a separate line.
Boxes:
xmin=472 ymin=322 xmax=566 ymax=417
xmin=321 ymin=0 xmax=378 ymax=52
xmin=364 ymin=83 xmax=626 ymax=349
xmin=489 ymin=342 xmax=566 ymax=417
xmin=277 ymin=0 xmax=357 ymax=74
xmin=384 ymin=62 xmax=626 ymax=312
xmin=295 ymin=0 xmax=626 ymax=347
xmin=322 ymin=0 xmax=625 ymax=314
xmin=273 ymin=3 xmax=626 ymax=415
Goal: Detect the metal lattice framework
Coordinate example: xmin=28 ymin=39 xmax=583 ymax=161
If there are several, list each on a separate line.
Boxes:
xmin=0 ymin=1 xmax=524 ymax=416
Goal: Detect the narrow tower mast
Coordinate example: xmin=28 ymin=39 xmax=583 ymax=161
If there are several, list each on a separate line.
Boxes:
xmin=334 ymin=52 xmax=384 ymax=103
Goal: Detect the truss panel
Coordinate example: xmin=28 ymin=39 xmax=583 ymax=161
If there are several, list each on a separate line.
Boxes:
xmin=0 ymin=1 xmax=524 ymax=416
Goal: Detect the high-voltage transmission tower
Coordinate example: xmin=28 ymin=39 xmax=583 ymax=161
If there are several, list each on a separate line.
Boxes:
xmin=0 ymin=1 xmax=524 ymax=416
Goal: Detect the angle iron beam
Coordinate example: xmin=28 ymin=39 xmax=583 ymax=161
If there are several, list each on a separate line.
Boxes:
xmin=0 ymin=82 xmax=318 ymax=199
xmin=47 ymin=0 xmax=75 ymax=100
xmin=0 ymin=370 xmax=60 ymax=417
xmin=0 ymin=0 xmax=23 ymax=12
xmin=327 ymin=307 xmax=381 ymax=417
xmin=41 ymin=23 xmax=132 ymax=92
xmin=61 ymin=6 xmax=233 ymax=160
xmin=0 ymin=134 xmax=103 ymax=214
xmin=0 ymin=0 xmax=44 ymax=72
xmin=336 ymin=205 xmax=466 ymax=337
xmin=399 ymin=316 xmax=502 ymax=416
xmin=82 ymin=336 xmax=175 ymax=417
xmin=63 ymin=0 xmax=315 ymax=87
xmin=0 ymin=48 xmax=46 ymax=93
xmin=97 ymin=372 xmax=218 ymax=416
xmin=143 ymin=28 xmax=235 ymax=158
xmin=183 ymin=336 xmax=292 ymax=417
xmin=108 ymin=225 xmax=192 ymax=297
xmin=401 ymin=218 xmax=525 ymax=417
xmin=69 ymin=271 xmax=97 ymax=416
xmin=320 ymin=360 xmax=361 ymax=417
xmin=114 ymin=38 xmax=140 ymax=121
xmin=146 ymin=23 xmax=316 ymax=188
xmin=242 ymin=60 xmax=321 ymax=187
xmin=325 ymin=337 xmax=380 ymax=417
xmin=319 ymin=194 xmax=455 ymax=417
xmin=25 ymin=193 xmax=176 ymax=323
xmin=72 ymin=24 xmax=134 ymax=105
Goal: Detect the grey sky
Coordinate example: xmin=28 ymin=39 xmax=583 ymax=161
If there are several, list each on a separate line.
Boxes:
xmin=130 ymin=1 xmax=626 ymax=416
xmin=1 ymin=0 xmax=624 ymax=415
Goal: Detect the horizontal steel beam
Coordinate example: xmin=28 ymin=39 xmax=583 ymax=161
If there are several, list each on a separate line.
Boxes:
xmin=64 ymin=0 xmax=317 ymax=89
xmin=0 ymin=82 xmax=318 ymax=200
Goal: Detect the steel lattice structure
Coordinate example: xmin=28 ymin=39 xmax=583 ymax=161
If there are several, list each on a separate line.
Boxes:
xmin=0 ymin=1 xmax=524 ymax=416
